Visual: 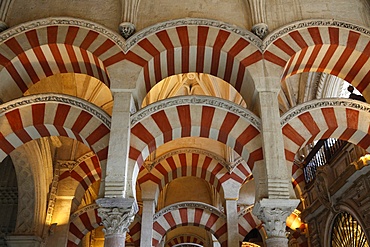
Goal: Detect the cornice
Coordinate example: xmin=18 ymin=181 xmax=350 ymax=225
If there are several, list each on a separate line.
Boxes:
xmin=131 ymin=95 xmax=261 ymax=130
xmin=0 ymin=94 xmax=111 ymax=129
xmin=280 ymin=98 xmax=370 ymax=126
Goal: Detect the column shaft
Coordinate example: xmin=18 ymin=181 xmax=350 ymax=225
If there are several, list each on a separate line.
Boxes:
xmin=226 ymin=199 xmax=239 ymax=247
xmin=140 ymin=199 xmax=155 ymax=246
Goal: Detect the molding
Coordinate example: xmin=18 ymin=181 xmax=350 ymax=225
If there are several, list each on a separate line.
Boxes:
xmin=0 ymin=17 xmax=125 ymax=48
xmin=70 ymin=203 xmax=99 ymax=222
xmin=0 ymin=93 xmax=111 ymax=129
xmin=153 ymin=201 xmax=225 ymax=221
xmin=238 ymin=204 xmax=254 ymax=218
xmin=263 ymin=19 xmax=370 ymax=50
xmin=131 ymin=95 xmax=261 ymax=130
xmin=127 ymin=18 xmax=262 ymax=50
xmin=280 ymin=98 xmax=370 ymax=126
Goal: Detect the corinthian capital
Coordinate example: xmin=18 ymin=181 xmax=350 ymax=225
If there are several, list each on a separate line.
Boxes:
xmin=253 ymin=199 xmax=299 ymax=238
xmin=96 ymin=197 xmax=138 ymax=236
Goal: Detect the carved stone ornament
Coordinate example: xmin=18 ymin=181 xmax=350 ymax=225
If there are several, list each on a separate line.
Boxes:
xmin=253 ymin=199 xmax=299 ymax=238
xmin=0 ymin=21 xmax=8 ymax=32
xmin=251 ymin=23 xmax=269 ymax=39
xmin=97 ymin=206 xmax=136 ymax=235
xmin=119 ymin=22 xmax=136 ymax=39
xmin=96 ymin=197 xmax=138 ymax=235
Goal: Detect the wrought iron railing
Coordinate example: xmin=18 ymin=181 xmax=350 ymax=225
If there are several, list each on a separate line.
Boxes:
xmin=303 ymin=138 xmax=347 ymax=183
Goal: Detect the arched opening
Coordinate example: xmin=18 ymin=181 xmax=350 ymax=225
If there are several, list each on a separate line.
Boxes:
xmin=142 ymin=73 xmax=247 ymax=108
xmin=331 ymin=211 xmax=369 ymax=247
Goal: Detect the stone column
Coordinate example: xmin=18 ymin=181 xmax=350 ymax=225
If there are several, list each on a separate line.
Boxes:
xmin=253 ymin=199 xmax=299 ymax=247
xmin=254 ymin=75 xmax=293 ymax=200
xmin=222 ymin=180 xmax=239 ymax=247
xmin=96 ymin=198 xmax=137 ymax=247
xmin=225 ymin=199 xmax=239 ymax=247
xmin=140 ymin=182 xmax=158 ymax=246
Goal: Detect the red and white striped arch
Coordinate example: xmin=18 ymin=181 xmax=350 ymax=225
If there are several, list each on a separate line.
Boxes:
xmin=281 ymin=98 xmax=370 ymax=192
xmin=264 ymin=20 xmax=370 ymax=98
xmin=128 ymin=20 xmax=262 ymax=96
xmin=59 ymin=154 xmax=102 ymax=208
xmin=152 ymin=202 xmax=227 ymax=247
xmin=0 ymin=18 xmax=125 ymax=101
xmin=127 ymin=216 xmax=142 ymax=246
xmin=68 ymin=204 xmax=101 ymax=246
xmin=166 ymin=234 xmax=205 ymax=246
xmin=128 ymin=96 xmax=262 ymax=198
xmin=238 ymin=211 xmax=262 ymax=241
xmin=0 ymin=94 xmax=110 ymax=166
xmin=138 ymin=151 xmax=252 ymax=195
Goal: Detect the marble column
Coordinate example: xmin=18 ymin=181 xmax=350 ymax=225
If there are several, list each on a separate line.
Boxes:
xmin=140 ymin=182 xmax=157 ymax=246
xmin=225 ymin=198 xmax=239 ymax=247
xmin=253 ymin=199 xmax=299 ymax=247
xmin=223 ymin=180 xmax=240 ymax=247
xmin=97 ymin=198 xmax=137 ymax=247
xmin=140 ymin=199 xmax=155 ymax=246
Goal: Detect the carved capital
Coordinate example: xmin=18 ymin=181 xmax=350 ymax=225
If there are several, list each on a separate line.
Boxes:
xmin=0 ymin=21 xmax=8 ymax=32
xmin=253 ymin=199 xmax=299 ymax=238
xmin=119 ymin=22 xmax=136 ymax=39
xmin=252 ymin=23 xmax=269 ymax=39
xmin=96 ymin=198 xmax=138 ymax=236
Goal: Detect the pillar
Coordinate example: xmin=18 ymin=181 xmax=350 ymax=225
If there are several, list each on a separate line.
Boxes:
xmin=253 ymin=74 xmax=294 ymax=201
xmin=225 ymin=199 xmax=239 ymax=246
xmin=222 ymin=180 xmax=240 ymax=247
xmin=104 ymin=91 xmax=134 ymax=198
xmin=140 ymin=182 xmax=158 ymax=246
xmin=96 ymin=198 xmax=137 ymax=247
xmin=253 ymin=199 xmax=299 ymax=247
